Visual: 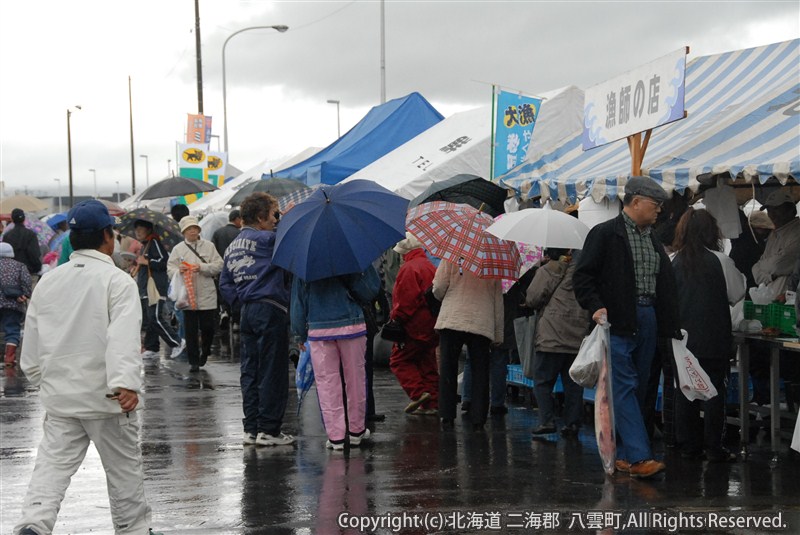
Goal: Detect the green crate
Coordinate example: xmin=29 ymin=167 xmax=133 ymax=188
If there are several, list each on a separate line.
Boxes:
xmin=743 ymin=301 xmax=772 ymax=325
xmin=768 ymin=303 xmax=797 ymax=335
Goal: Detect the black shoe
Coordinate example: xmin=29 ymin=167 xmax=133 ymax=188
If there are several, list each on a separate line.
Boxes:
xmin=532 ymin=424 xmax=556 ymax=435
xmin=560 ymin=424 xmax=579 ymax=437
xmin=490 ymin=405 xmax=508 ymax=416
xmin=367 ymin=413 xmax=386 ymax=422
xmin=19 ymin=529 xmax=39 ymax=535
xmin=706 ymin=448 xmax=737 ymax=463
xmin=189 ymin=365 xmax=200 ymax=372
xmin=461 ymin=401 xmax=471 ymax=412
xmin=441 ymin=418 xmax=455 ymax=430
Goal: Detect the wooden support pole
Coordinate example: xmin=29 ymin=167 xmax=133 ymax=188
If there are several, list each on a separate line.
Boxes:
xmin=627 ymin=129 xmax=652 ymax=176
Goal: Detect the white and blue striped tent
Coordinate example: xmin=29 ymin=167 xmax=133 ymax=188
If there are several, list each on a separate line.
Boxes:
xmin=499 ymin=39 xmax=800 ymax=203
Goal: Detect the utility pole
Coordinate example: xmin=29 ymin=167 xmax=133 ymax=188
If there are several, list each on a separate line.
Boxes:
xmin=195 ymin=0 xmax=204 ymax=114
xmin=129 ymin=76 xmax=136 ymax=194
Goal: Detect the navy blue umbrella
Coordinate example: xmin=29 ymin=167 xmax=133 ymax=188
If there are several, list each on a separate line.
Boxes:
xmin=273 ymin=179 xmax=409 ymax=282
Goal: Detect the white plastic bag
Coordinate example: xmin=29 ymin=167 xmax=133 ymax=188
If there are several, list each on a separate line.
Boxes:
xmin=167 ymin=271 xmax=189 ymax=310
xmin=792 ymin=412 xmax=800 ymax=454
xmin=749 ymin=283 xmax=775 ymax=305
xmin=569 ymin=322 xmax=609 ymax=388
xmin=672 ymin=330 xmax=718 ymax=401
xmin=594 ymin=350 xmax=616 ymax=475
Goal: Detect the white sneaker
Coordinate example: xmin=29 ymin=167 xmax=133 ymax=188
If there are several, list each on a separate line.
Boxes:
xmin=255 ymin=432 xmax=295 ymax=446
xmin=349 ymin=428 xmax=371 ymax=446
xmin=171 ymin=339 xmax=186 ymax=359
xmin=141 ymin=350 xmax=159 ymax=361
xmin=326 ymin=440 xmax=345 ymax=451
xmin=243 ymin=432 xmax=257 ymax=445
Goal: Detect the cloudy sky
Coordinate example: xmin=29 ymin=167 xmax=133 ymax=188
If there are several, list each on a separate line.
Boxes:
xmin=0 ymin=0 xmax=797 ymax=199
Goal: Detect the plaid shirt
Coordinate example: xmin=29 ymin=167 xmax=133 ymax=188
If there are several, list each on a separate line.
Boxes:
xmin=622 ymin=212 xmax=660 ymax=297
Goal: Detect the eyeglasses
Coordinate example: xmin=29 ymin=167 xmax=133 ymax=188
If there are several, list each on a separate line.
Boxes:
xmin=638 ymin=197 xmax=663 ymax=209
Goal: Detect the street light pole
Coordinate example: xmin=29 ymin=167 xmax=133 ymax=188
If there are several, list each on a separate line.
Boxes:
xmin=139 ymin=154 xmax=150 ymax=188
xmin=222 ymin=24 xmax=289 ymax=155
xmin=89 ymin=168 xmax=97 ymax=198
xmin=327 ymin=99 xmax=341 ymax=138
xmin=115 ymin=181 xmax=120 ymax=203
xmin=66 ymin=105 xmax=81 ymax=208
xmin=53 ymin=178 xmax=62 ymax=213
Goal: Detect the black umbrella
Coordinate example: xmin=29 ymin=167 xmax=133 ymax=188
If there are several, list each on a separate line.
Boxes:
xmin=138 ymin=176 xmax=219 ymax=200
xmin=408 ymin=173 xmax=508 ymax=217
xmin=228 ymin=177 xmax=309 ymax=207
xmin=116 ymin=208 xmax=183 ymax=251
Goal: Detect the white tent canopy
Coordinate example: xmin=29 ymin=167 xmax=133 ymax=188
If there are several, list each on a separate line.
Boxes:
xmin=344 ymin=86 xmax=584 ymax=199
xmin=189 ymin=147 xmax=322 ymax=216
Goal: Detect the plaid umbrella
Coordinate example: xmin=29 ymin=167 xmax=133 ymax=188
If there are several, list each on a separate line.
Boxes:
xmin=116 ymin=208 xmax=183 ymax=251
xmin=278 ymin=184 xmax=323 ymax=211
xmin=406 ymin=201 xmax=520 ymax=280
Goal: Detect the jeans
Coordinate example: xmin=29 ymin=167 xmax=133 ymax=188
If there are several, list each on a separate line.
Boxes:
xmin=462 ymin=346 xmax=509 ymax=408
xmin=532 ymin=351 xmax=583 ymax=428
xmin=240 ymin=302 xmax=289 ymax=436
xmin=439 ymin=329 xmax=491 ymax=425
xmin=609 ymin=305 xmax=657 ymax=464
xmin=0 ymin=308 xmax=23 ymax=346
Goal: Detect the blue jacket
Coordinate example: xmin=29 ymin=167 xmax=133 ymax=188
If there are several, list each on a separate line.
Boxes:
xmin=219 ymin=227 xmax=290 ymax=309
xmin=291 ymin=266 xmax=380 ymax=341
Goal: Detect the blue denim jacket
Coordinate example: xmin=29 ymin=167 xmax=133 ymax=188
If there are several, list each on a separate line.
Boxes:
xmin=290 ymin=265 xmax=380 ymax=341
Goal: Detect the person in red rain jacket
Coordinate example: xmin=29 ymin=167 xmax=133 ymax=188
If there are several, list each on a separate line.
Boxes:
xmin=389 ymin=233 xmax=440 ymax=415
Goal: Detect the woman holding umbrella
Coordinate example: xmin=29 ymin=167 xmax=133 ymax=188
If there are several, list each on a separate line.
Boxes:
xmin=133 ymin=219 xmax=183 ymax=361
xmin=291 ymin=266 xmax=380 ymax=451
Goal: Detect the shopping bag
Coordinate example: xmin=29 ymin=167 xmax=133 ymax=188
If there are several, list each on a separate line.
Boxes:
xmin=175 ymin=262 xmax=199 ymax=310
xmin=672 ymin=330 xmax=718 ymax=401
xmin=569 ymin=322 xmax=609 ymax=388
xmin=146 ymin=273 xmax=161 ymax=307
xmin=513 ymin=314 xmax=537 ymax=379
xmin=168 ymin=271 xmax=190 ymax=309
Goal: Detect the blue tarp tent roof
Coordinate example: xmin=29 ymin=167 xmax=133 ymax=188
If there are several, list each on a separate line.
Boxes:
xmin=272 ymin=92 xmax=444 ymax=186
xmin=500 ymin=39 xmax=800 ymax=203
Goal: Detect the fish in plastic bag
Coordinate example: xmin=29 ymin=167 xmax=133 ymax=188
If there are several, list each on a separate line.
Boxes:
xmin=594 ymin=330 xmax=616 ymax=476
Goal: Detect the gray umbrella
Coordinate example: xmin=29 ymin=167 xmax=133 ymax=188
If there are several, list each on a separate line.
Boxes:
xmin=138 ymin=176 xmax=219 ymax=200
xmin=228 ymin=177 xmax=309 ymax=207
xmin=408 ymin=173 xmax=508 ymax=217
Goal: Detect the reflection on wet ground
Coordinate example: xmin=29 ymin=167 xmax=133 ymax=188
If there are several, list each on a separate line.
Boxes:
xmin=2 ymin=350 xmax=799 ymax=534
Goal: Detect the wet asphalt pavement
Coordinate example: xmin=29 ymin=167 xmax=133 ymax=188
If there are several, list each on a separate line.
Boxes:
xmin=2 ymin=341 xmax=800 ymax=535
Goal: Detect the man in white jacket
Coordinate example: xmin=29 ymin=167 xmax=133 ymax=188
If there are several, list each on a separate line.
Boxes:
xmin=15 ymin=200 xmax=158 ymax=535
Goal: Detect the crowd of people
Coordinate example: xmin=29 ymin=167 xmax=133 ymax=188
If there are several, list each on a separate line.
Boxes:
xmin=5 ymin=177 xmax=800 ymax=534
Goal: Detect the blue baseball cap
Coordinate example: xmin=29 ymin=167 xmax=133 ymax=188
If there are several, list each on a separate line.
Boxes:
xmin=67 ymin=200 xmax=116 ymax=232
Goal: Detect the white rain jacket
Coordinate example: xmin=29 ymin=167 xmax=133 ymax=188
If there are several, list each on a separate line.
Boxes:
xmin=21 ymin=249 xmax=143 ymax=419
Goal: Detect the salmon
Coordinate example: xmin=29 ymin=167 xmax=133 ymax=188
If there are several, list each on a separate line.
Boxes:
xmin=594 ymin=344 xmax=616 ymax=475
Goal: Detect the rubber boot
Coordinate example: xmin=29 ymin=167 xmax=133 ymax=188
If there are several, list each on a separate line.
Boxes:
xmin=4 ymin=344 xmax=17 ymax=367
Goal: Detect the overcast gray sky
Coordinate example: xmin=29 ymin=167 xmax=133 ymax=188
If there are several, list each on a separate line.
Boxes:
xmin=0 ymin=0 xmax=797 ymax=198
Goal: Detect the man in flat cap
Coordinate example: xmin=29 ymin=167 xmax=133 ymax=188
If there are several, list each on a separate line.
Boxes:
xmin=752 ymin=189 xmax=800 ymax=297
xmin=574 ymin=176 xmax=680 ymax=478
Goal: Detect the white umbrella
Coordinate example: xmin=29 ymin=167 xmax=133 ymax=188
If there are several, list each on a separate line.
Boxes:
xmin=486 ymin=206 xmax=590 ymax=250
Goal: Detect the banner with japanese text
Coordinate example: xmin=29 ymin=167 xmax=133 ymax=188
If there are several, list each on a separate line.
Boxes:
xmin=583 ymin=48 xmax=687 ymax=150
xmin=492 ymin=89 xmax=542 ymax=180
xmin=186 ymin=114 xmax=213 ymax=144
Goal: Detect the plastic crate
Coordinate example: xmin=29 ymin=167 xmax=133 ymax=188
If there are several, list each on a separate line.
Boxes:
xmin=507 ymin=364 xmax=535 ymax=388
xmin=743 ymin=301 xmax=771 ymax=325
xmin=506 ymin=364 xmax=563 ymax=392
xmin=768 ymin=303 xmax=797 ymax=335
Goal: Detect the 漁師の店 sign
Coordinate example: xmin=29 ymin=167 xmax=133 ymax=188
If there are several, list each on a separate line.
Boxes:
xmin=582 ymin=47 xmax=687 ymax=151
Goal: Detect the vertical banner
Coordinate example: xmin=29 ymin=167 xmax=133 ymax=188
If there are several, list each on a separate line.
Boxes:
xmin=492 ymin=89 xmax=542 ymax=180
xmin=177 ymin=143 xmax=228 ymax=204
xmin=186 ymin=114 xmax=213 ymax=144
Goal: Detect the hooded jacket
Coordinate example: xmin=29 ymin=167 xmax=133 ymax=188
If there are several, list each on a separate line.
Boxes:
xmin=391 ymin=248 xmax=437 ymax=344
